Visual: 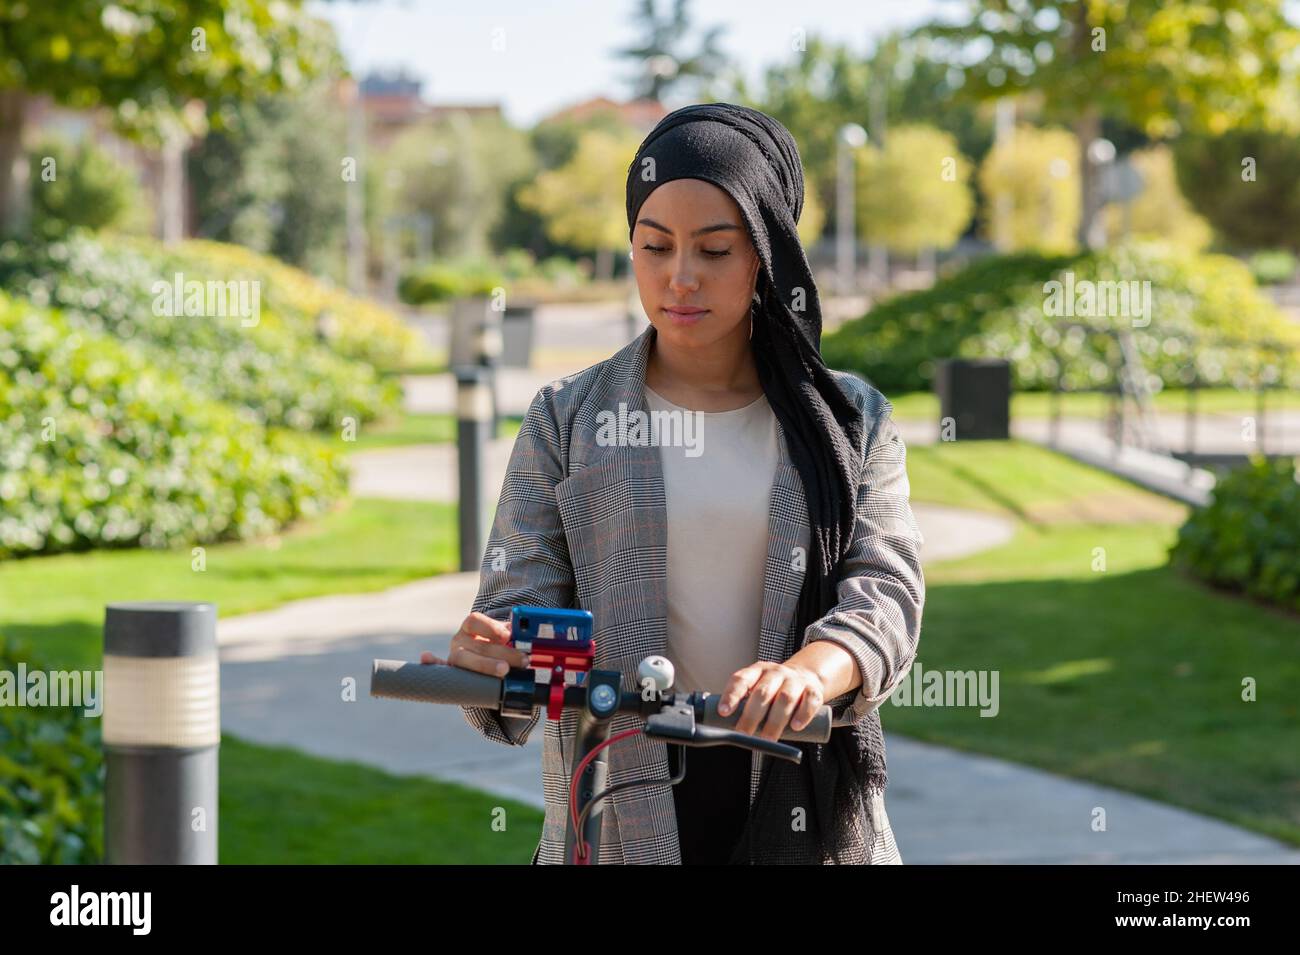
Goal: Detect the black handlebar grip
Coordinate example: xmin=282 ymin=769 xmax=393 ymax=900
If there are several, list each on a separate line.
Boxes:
xmin=699 ymin=694 xmax=833 ymax=743
xmin=370 ymin=660 xmax=501 ymax=708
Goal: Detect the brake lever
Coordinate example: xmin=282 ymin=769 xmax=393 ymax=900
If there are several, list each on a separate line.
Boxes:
xmin=690 ymin=725 xmax=803 ymax=763
xmin=644 ymin=711 xmax=803 ymax=763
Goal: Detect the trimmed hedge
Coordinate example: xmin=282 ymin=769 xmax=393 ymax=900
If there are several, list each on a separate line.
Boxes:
xmin=0 ymin=233 xmax=415 ymax=431
xmin=1170 ymin=456 xmax=1300 ymax=611
xmin=822 ymin=242 xmax=1300 ymax=395
xmin=0 ymin=634 xmax=103 ymax=864
xmin=0 ymin=292 xmax=348 ymax=559
xmin=399 ymin=261 xmax=506 ymax=306
xmin=161 ymin=238 xmax=425 ymax=371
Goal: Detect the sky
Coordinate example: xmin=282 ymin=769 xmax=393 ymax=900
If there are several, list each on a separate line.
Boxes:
xmin=310 ymin=0 xmax=955 ymax=128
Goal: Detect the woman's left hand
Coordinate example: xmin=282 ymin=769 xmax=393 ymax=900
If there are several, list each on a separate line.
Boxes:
xmin=717 ymin=661 xmax=827 ymax=741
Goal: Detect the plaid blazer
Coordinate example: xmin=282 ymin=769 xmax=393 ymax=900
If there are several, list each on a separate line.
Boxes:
xmin=462 ymin=324 xmax=925 ymax=864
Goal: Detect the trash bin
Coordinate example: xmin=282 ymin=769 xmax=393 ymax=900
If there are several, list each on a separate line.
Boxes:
xmin=501 ymin=303 xmax=536 ymax=368
xmin=934 ymin=358 xmax=1011 ymax=440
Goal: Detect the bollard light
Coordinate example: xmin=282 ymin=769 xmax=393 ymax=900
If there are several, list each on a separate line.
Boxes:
xmin=103 ymin=601 xmax=219 ymax=864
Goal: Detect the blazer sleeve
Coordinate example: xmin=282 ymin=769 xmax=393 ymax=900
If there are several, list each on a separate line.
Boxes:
xmin=460 ymin=388 xmax=577 ymax=747
xmin=799 ymin=406 xmax=925 ymax=726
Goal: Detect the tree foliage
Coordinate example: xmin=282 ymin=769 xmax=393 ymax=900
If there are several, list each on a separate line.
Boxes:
xmin=856 ymin=124 xmax=974 ymax=254
xmin=516 ymin=126 xmax=641 ymax=256
xmin=978 ymin=124 xmax=1080 ymax=252
xmin=1174 ymin=130 xmax=1300 ymax=252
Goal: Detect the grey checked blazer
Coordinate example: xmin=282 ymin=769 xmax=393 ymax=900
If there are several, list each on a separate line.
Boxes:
xmin=462 ymin=324 xmax=925 ymax=864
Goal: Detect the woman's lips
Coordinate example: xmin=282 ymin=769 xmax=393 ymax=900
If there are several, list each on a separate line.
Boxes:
xmin=663 ymin=307 xmax=709 ymax=325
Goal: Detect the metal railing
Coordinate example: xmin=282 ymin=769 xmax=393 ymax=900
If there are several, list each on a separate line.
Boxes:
xmin=1042 ymin=322 xmax=1296 ymax=465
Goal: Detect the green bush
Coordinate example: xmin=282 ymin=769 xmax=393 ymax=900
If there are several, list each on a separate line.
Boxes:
xmin=0 ymin=633 xmax=103 ymax=864
xmin=1247 ymin=249 xmax=1298 ymax=287
xmin=822 ymin=242 xmax=1300 ymax=395
xmin=399 ymin=260 xmax=506 ymax=305
xmin=0 ymin=292 xmax=348 ymax=558
xmin=28 ymin=134 xmax=152 ymax=241
xmin=162 ymin=239 xmax=425 ymax=372
xmin=822 ymin=251 xmax=1075 ymax=393
xmin=0 ymin=232 xmax=401 ymax=431
xmin=1169 ymin=456 xmax=1300 ymax=611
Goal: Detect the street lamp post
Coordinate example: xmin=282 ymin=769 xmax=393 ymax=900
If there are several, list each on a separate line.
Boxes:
xmin=836 ymin=123 xmax=868 ymax=296
xmin=1085 ymin=137 xmax=1116 ymax=249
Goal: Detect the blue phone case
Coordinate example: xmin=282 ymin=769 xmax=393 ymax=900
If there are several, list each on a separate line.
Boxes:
xmin=510 ymin=605 xmax=594 ymax=651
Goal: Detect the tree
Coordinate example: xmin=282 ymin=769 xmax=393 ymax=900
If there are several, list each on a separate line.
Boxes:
xmin=723 ymin=32 xmax=993 ymax=245
xmin=923 ymin=0 xmax=1300 ymax=247
xmin=494 ymin=109 xmax=640 ymax=262
xmin=187 ymin=78 xmax=348 ymax=278
xmin=0 ymin=0 xmax=336 ymax=235
xmin=613 ymin=0 xmax=731 ymax=102
xmin=797 ymin=179 xmax=826 ymax=251
xmin=28 ymin=133 xmax=153 ymax=240
xmin=516 ymin=127 xmax=642 ymax=280
xmin=1174 ymin=130 xmax=1300 ymax=253
xmin=1104 ymin=145 xmax=1212 ymax=251
xmin=856 ymin=125 xmax=974 ymax=255
xmin=374 ymin=114 xmax=535 ymax=265
xmin=978 ymin=125 xmax=1080 ymax=253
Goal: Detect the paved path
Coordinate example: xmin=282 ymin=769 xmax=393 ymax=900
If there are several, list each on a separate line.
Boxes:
xmin=217 ymin=571 xmax=1300 ymax=863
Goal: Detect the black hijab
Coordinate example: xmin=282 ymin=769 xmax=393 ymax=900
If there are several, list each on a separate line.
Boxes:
xmin=626 ymin=103 xmax=888 ymax=864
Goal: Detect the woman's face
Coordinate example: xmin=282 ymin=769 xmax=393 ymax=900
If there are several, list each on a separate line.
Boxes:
xmin=631 ymin=177 xmax=762 ymax=351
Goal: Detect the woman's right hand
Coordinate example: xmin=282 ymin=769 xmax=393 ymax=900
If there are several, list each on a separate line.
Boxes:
xmin=420 ymin=611 xmax=530 ymax=677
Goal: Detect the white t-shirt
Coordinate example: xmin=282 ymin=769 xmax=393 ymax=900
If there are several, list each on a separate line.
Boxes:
xmin=643 ymin=382 xmax=779 ymax=695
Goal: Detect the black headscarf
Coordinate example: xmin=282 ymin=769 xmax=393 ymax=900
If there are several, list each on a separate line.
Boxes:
xmin=626 ymin=103 xmax=888 ymax=864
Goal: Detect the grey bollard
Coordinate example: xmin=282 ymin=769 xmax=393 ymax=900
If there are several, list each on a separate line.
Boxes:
xmin=477 ymin=307 xmax=503 ymax=437
xmin=103 ymin=601 xmax=219 ymax=864
xmin=456 ymin=365 xmax=493 ymax=572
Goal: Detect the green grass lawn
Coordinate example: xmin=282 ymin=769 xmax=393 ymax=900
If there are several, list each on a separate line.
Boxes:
xmin=331 ymin=413 xmax=523 ymax=454
xmin=885 ymin=386 xmax=1300 ymax=422
xmin=904 ymin=438 xmax=1190 ymax=524
xmin=0 ymin=497 xmax=458 ymax=671
xmin=895 ymin=440 xmax=1300 ymax=845
xmin=220 ymin=735 xmax=542 ymax=863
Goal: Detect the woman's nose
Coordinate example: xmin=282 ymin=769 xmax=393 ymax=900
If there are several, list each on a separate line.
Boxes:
xmin=668 ymin=253 xmax=700 ymax=294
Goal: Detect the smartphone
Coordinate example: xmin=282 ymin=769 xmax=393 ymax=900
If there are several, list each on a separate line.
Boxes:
xmin=509 ymin=605 xmax=594 ymax=654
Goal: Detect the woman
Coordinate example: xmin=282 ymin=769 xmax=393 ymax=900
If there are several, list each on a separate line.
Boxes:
xmin=425 ymin=103 xmax=925 ymax=865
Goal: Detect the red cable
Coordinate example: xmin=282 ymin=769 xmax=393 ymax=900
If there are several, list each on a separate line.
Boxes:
xmin=568 ymin=726 xmax=645 ymax=864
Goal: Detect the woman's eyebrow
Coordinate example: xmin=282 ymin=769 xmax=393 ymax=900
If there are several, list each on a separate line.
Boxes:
xmin=637 ymin=217 xmax=743 ymax=237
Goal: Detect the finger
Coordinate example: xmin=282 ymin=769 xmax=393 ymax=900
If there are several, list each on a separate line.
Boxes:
xmin=454 ymin=616 xmax=527 ymax=668
xmin=735 ymin=670 xmax=784 ymax=737
xmin=717 ymin=665 xmax=762 ymax=717
xmin=454 ymin=635 xmax=530 ymax=669
xmin=790 ymin=684 xmax=823 ymax=732
xmin=449 ymin=643 xmax=527 ymax=677
xmin=461 ymin=612 xmax=512 ymax=644
xmin=761 ymin=680 xmax=805 ymax=741
xmin=419 ymin=651 xmax=448 ymax=665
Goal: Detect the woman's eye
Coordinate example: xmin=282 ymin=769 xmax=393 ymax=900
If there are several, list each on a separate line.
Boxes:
xmin=639 ymin=244 xmax=730 ymax=258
